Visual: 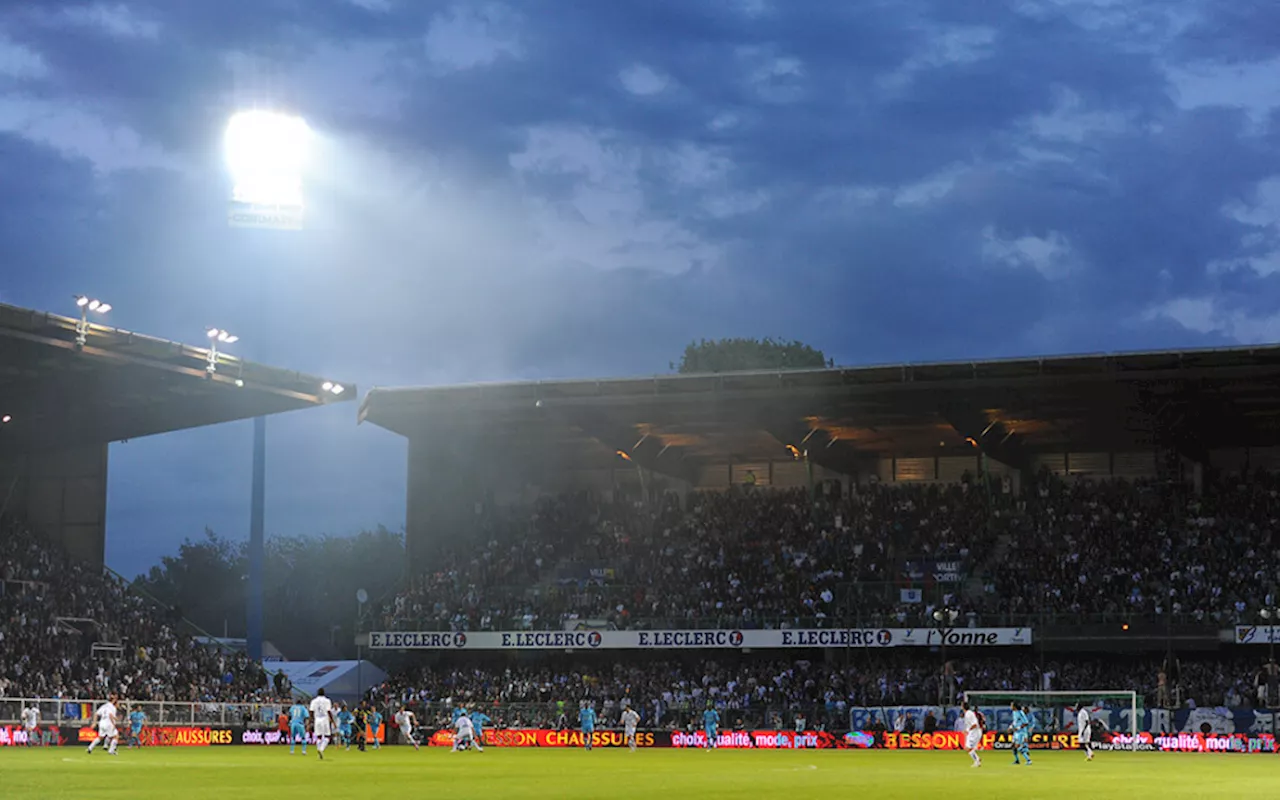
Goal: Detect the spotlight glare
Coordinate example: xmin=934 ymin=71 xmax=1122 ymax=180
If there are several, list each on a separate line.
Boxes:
xmin=87 ymin=299 xmax=100 ymax=311
xmin=224 ymin=110 xmax=311 ymax=210
xmin=330 ymin=384 xmax=344 ymax=395
xmin=224 ymin=335 xmax=238 ymax=344
xmin=208 ymin=328 xmax=220 ymax=338
xmin=1 ymin=414 xmax=10 ymax=424
xmin=97 ymin=303 xmax=111 ymax=314
xmin=234 ymin=379 xmax=244 ymax=388
xmin=322 ymin=381 xmax=333 ymax=392
xmin=76 ymin=296 xmax=89 ymax=307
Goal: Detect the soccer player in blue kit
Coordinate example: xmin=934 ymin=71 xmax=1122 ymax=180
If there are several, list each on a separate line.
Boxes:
xmin=127 ymin=708 xmax=146 ymax=749
xmin=369 ymin=708 xmax=384 ymax=750
xmin=579 ymin=702 xmax=597 ymax=751
xmin=337 ymin=704 xmax=355 ymax=750
xmin=703 ymin=704 xmax=721 ymax=750
xmin=1010 ymin=702 xmax=1032 ymax=765
xmin=288 ymin=700 xmax=309 ymax=755
xmin=470 ymin=709 xmax=491 ymax=752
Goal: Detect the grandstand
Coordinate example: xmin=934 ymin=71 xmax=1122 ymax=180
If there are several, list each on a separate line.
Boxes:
xmin=0 ymin=301 xmax=354 ymax=564
xmin=360 ymin=344 xmax=1280 ymax=569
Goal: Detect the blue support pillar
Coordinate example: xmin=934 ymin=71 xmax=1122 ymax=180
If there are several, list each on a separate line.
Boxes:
xmin=247 ymin=414 xmax=266 ymax=661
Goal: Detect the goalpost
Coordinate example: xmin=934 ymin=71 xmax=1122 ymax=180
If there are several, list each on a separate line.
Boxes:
xmin=962 ymin=690 xmax=1141 ymax=752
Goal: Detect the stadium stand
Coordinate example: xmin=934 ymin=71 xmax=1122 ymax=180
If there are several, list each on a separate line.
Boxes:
xmin=0 ymin=515 xmax=274 ymax=702
xmin=377 ymin=472 xmax=1279 ymax=633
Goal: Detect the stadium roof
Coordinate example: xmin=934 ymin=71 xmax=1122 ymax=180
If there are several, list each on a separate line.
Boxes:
xmin=0 ymin=302 xmax=354 ymax=453
xmin=359 ymin=344 xmax=1280 ymax=477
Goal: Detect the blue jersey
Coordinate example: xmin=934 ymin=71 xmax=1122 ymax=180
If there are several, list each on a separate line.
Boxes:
xmin=1012 ymin=710 xmax=1029 ymax=733
xmin=703 ymin=709 xmax=720 ymax=730
xmin=370 ymin=711 xmax=383 ymax=729
xmin=129 ymin=711 xmax=145 ymax=731
xmin=452 ymin=708 xmax=465 ymax=723
xmin=289 ymin=704 xmax=309 ymax=726
xmin=471 ymin=711 xmax=491 ymax=732
xmin=337 ymin=711 xmax=354 ymax=732
xmin=579 ymin=708 xmax=596 ymax=730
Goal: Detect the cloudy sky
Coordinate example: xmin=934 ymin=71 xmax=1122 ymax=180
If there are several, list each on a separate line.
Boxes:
xmin=2 ymin=0 xmax=1278 ymax=575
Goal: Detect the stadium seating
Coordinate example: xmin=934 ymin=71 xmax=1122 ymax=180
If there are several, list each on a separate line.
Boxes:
xmin=0 ymin=517 xmax=274 ymax=703
xmin=380 ymin=473 xmax=1280 ymax=633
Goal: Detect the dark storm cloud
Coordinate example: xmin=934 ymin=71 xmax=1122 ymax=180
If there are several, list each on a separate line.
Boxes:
xmin=2 ymin=0 xmax=1278 ymax=573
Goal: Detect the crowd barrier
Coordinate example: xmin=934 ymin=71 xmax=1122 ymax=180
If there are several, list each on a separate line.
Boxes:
xmin=4 ymin=697 xmax=1276 ymax=755
xmin=848 ymin=705 xmax=1278 ymax=739
xmin=2 ymin=724 xmax=1275 ymax=754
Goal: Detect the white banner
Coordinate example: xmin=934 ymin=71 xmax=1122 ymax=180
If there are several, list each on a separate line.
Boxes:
xmin=369 ymin=627 xmax=1033 ymax=650
xmin=1235 ymin=626 xmax=1280 ymax=644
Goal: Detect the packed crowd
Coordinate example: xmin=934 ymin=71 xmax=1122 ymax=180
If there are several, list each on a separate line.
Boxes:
xmin=379 ymin=472 xmax=1280 ymax=632
xmin=380 ymin=482 xmax=987 ymax=632
xmin=369 ymin=652 xmax=1279 ymax=730
xmin=0 ymin=517 xmax=273 ymax=702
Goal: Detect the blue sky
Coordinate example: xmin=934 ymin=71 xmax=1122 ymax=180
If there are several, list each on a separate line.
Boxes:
xmin=2 ymin=0 xmax=1278 ymax=576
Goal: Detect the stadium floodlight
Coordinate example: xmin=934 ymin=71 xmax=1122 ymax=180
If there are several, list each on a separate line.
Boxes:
xmin=1 ymin=414 xmax=10 ymax=424
xmin=224 ymin=110 xmax=311 ymax=229
xmin=74 ymin=295 xmax=111 ymax=346
xmin=205 ymin=328 xmax=239 ymax=376
xmin=321 ymin=381 xmax=344 ymax=396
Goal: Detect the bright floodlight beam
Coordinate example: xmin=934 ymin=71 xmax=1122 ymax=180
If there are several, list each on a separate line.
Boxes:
xmin=224 ymin=110 xmax=311 ymax=210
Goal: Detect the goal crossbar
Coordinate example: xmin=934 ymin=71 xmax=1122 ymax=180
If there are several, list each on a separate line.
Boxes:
xmin=962 ymin=690 xmax=1140 ymax=752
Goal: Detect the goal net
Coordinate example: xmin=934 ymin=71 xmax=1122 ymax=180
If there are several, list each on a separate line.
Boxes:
xmin=962 ymin=690 xmax=1141 ymax=752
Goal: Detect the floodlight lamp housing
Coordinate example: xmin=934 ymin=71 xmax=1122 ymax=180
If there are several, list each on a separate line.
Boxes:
xmin=224 ymin=110 xmax=311 ymax=185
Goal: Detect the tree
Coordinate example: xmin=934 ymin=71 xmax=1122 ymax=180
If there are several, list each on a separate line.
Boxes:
xmin=135 ymin=526 xmax=407 ymax=658
xmin=135 ymin=529 xmax=247 ymax=637
xmin=675 ymin=337 xmax=832 ymax=374
xmin=262 ymin=527 xmax=405 ymax=659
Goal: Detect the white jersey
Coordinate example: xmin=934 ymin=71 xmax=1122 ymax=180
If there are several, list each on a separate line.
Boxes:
xmin=622 ymin=709 xmax=640 ymax=733
xmin=396 ymin=710 xmax=414 ymax=731
xmin=963 ymin=709 xmax=981 ymax=749
xmin=1077 ymin=709 xmax=1091 ymax=742
xmin=455 ymin=716 xmax=474 ymax=739
xmin=22 ymin=708 xmax=38 ymax=729
xmin=95 ymin=702 xmax=118 ymax=736
xmin=310 ymin=696 xmax=333 ymax=736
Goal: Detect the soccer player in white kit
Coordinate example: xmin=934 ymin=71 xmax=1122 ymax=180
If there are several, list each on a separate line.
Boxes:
xmin=622 ymin=706 xmax=641 ymax=752
xmin=1077 ymin=707 xmax=1094 ymax=761
xmin=452 ymin=712 xmax=475 ymax=752
xmin=21 ymin=705 xmax=40 ymax=747
xmin=395 ymin=708 xmax=421 ymax=751
xmin=309 ymin=689 xmax=335 ymax=760
xmin=87 ymin=694 xmax=120 ymax=755
xmin=961 ymin=701 xmax=982 ymax=767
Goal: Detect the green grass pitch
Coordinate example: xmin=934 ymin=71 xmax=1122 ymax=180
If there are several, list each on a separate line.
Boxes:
xmin=4 ymin=746 xmax=1274 ymax=799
